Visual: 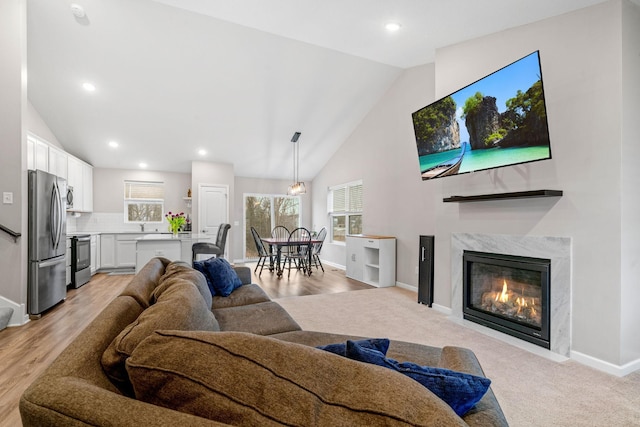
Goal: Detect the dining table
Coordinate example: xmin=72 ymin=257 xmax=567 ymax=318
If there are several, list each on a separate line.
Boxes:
xmin=260 ymin=236 xmax=322 ymax=278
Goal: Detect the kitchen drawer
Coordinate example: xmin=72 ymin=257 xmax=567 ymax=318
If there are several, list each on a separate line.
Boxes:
xmin=362 ymin=238 xmax=380 ymax=249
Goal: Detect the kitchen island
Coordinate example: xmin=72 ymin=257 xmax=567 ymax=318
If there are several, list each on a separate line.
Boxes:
xmin=135 ymin=233 xmax=214 ymax=272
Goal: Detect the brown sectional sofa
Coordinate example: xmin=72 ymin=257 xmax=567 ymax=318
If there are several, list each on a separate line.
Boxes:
xmin=20 ymin=257 xmax=508 ymax=426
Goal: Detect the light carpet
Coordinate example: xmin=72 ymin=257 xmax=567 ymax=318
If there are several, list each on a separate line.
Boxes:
xmin=275 ymin=287 xmax=640 ymax=427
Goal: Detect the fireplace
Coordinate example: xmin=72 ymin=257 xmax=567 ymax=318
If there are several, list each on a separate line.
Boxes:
xmin=463 ymin=250 xmax=551 ymax=349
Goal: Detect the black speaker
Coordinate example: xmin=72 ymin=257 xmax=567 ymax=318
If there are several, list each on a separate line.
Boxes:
xmin=418 ymin=235 xmax=435 ymax=306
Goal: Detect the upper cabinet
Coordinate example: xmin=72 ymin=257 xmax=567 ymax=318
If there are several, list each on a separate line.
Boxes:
xmin=48 ymin=146 xmax=68 ymax=180
xmin=67 ymin=156 xmax=93 ymax=212
xmin=27 ymin=134 xmax=93 ymax=212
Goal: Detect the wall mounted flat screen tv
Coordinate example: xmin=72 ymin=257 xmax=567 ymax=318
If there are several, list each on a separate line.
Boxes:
xmin=411 ymin=51 xmax=551 ymax=180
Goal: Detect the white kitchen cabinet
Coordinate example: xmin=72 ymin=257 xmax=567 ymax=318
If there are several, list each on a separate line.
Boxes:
xmin=27 ymin=135 xmax=92 ymax=209
xmin=48 ymin=146 xmax=68 ymax=179
xmin=181 ymin=238 xmax=193 ymax=263
xmin=100 ymin=234 xmax=116 ymax=269
xmin=101 ymin=234 xmax=153 ymax=270
xmin=35 ymin=139 xmax=49 ymax=172
xmin=82 ymin=162 xmax=93 ymax=212
xmin=115 ymin=234 xmax=146 ymax=268
xmin=27 ymin=135 xmax=50 ymax=172
xmin=345 ymin=235 xmax=396 ymax=287
xmin=26 ymin=137 xmax=35 ymax=170
xmin=67 ymin=156 xmax=83 ymax=210
xmin=90 ymin=234 xmax=100 ymax=274
xmin=67 ymin=155 xmax=93 ymax=212
xmin=66 ymin=237 xmax=72 ymax=286
xmin=136 ymin=239 xmax=181 ymax=273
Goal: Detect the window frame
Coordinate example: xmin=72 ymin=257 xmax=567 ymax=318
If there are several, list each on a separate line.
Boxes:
xmin=243 ymin=193 xmax=302 ymax=259
xmin=123 ymin=180 xmax=165 ymax=224
xmin=328 ymin=180 xmax=363 ymax=244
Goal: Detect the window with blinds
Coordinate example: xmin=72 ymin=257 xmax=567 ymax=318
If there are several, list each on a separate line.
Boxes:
xmin=328 ymin=180 xmax=363 ymax=242
xmin=124 ymin=180 xmax=164 ymax=223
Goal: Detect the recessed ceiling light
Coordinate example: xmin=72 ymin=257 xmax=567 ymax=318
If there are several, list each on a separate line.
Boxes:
xmin=198 ymin=149 xmax=207 ymax=156
xmin=108 ymin=141 xmax=119 ymax=148
xmin=385 ymin=22 xmax=401 ymax=32
xmin=82 ymin=82 xmax=96 ymax=92
xmin=138 ymin=162 xmax=147 ymax=168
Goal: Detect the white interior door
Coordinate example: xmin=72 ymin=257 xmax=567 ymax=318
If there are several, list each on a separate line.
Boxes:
xmin=198 ymin=185 xmax=228 ymax=238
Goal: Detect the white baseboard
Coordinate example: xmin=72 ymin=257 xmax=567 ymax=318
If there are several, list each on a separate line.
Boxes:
xmin=0 ymin=296 xmax=28 ymax=326
xmin=395 ymin=281 xmax=417 ymax=292
xmin=432 ymin=304 xmax=453 ymax=316
xmin=320 ymin=260 xmax=344 ymax=270
xmin=570 ymin=350 xmax=640 ymax=377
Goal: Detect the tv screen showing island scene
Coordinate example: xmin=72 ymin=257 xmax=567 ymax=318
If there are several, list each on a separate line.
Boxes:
xmin=411 ymin=51 xmax=551 ymax=180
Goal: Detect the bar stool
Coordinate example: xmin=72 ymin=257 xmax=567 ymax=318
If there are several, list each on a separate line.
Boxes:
xmin=192 ymin=223 xmax=230 ymax=264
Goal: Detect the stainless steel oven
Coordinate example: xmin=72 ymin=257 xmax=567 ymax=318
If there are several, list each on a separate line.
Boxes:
xmin=71 ymin=234 xmax=91 ymax=288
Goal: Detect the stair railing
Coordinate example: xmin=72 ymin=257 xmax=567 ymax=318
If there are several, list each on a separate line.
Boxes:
xmin=0 ymin=223 xmax=21 ymax=243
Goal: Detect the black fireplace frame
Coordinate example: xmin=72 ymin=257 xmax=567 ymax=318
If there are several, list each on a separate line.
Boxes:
xmin=463 ymin=250 xmax=551 ymax=349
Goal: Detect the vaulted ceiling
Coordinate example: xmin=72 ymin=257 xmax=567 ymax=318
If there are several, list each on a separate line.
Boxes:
xmin=27 ymin=0 xmax=611 ymax=180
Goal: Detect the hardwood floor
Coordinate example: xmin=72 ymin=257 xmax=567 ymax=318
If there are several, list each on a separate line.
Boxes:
xmin=0 ymin=262 xmax=370 ymax=426
xmin=249 ymin=261 xmax=372 ymax=298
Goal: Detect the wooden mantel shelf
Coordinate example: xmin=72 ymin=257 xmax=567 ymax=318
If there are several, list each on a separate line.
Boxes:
xmin=443 ymin=190 xmax=563 ymax=203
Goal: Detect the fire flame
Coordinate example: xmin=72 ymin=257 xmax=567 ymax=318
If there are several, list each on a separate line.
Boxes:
xmin=495 ymin=280 xmax=509 ymax=303
xmin=494 ymin=281 xmax=537 ymax=316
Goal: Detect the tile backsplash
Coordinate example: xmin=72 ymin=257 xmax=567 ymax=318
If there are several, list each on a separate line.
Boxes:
xmin=67 ymin=212 xmax=167 ymax=233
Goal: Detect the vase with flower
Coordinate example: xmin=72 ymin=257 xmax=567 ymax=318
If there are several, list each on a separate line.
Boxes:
xmin=165 ymin=211 xmax=186 ymax=236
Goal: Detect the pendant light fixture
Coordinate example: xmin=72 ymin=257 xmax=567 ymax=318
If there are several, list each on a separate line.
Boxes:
xmin=287 ymin=132 xmax=306 ymax=196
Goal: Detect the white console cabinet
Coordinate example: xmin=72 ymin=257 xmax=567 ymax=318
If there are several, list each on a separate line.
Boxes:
xmin=345 ymin=235 xmax=396 ymax=287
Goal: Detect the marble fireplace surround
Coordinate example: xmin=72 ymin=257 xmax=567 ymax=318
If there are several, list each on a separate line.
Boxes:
xmin=451 ymin=233 xmax=571 ymax=358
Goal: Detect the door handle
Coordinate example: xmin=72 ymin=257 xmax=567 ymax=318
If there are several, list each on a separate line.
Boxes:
xmin=421 ymin=247 xmax=425 ymax=262
xmin=39 ymin=257 xmax=66 ymax=268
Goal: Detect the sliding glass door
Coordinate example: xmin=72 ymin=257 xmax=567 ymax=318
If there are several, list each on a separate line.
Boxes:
xmin=244 ymin=194 xmax=300 ymax=259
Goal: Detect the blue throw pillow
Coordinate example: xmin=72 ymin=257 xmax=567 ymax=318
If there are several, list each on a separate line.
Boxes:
xmin=316 ymin=338 xmax=390 ymax=357
xmin=345 ymin=340 xmax=491 ymax=417
xmin=199 ymin=258 xmax=243 ymax=297
xmin=192 ymin=261 xmax=214 ymax=294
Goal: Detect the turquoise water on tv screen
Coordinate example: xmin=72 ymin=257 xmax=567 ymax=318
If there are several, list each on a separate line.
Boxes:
xmin=419 ymin=143 xmax=550 ymax=176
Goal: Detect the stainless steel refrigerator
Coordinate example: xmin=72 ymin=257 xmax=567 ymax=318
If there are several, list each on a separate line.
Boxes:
xmin=28 ymin=170 xmax=67 ymax=316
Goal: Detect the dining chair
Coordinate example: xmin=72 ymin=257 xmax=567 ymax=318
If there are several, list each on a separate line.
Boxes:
xmin=192 ymin=223 xmax=231 ymax=264
xmin=271 ymin=225 xmax=289 ymax=239
xmin=282 ymin=227 xmax=311 ymax=278
xmin=250 ymin=227 xmax=272 ymax=276
xmin=310 ymin=227 xmax=327 ymax=272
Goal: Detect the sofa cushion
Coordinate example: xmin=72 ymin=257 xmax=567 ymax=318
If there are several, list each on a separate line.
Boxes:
xmin=155 ymin=261 xmax=212 ymax=308
xmin=194 ymin=257 xmax=243 ymax=297
xmin=102 ymin=280 xmax=219 ymax=394
xmin=126 ymin=330 xmax=466 ymax=427
xmin=119 ymin=257 xmax=171 ymax=308
xmin=213 ymin=301 xmax=301 ymax=335
xmin=346 ymin=340 xmax=491 ymax=417
xmin=211 ymin=283 xmax=271 ymax=309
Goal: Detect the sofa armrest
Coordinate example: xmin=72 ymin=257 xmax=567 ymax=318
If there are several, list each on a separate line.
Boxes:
xmin=20 ymin=377 xmax=227 ymax=427
xmin=233 ymin=266 xmax=252 ymax=285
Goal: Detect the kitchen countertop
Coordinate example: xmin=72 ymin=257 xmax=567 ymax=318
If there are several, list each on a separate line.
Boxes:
xmin=136 ymin=233 xmax=213 ymax=241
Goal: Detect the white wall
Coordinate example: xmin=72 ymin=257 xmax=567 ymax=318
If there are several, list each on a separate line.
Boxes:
xmin=0 ymin=0 xmax=27 ymax=321
xmin=234 ymin=176 xmax=313 ymax=262
xmin=312 ymin=0 xmax=640 ymax=370
xmin=191 ymin=160 xmax=234 ymax=254
xmin=26 ymin=100 xmax=63 ymax=149
xmin=436 ymin=1 xmax=625 ymax=365
xmin=312 ymin=62 xmax=436 ymax=277
xmin=620 ymin=0 xmax=640 ymax=365
xmin=93 ymin=168 xmax=191 ymax=216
